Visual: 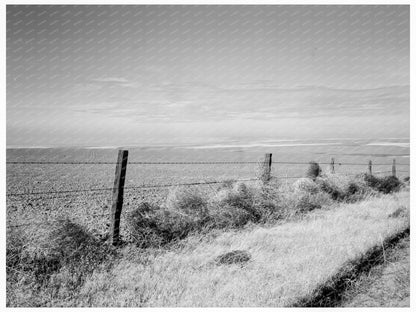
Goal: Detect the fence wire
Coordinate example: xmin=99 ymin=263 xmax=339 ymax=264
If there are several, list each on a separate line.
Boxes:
xmin=6 ymin=162 xmax=408 ymax=198
xmin=7 ymin=161 xmax=258 ymax=165
xmin=6 ymin=178 xmax=259 ymax=198
xmin=6 ymin=155 xmax=409 ymax=231
xmin=6 ymin=160 xmax=410 ymax=166
xmin=7 ymin=212 xmax=110 ymax=229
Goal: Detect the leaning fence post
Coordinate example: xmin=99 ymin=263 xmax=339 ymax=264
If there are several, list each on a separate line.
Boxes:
xmin=262 ymin=153 xmax=272 ymax=182
xmin=392 ymin=158 xmax=396 ymax=177
xmin=109 ymin=149 xmax=128 ymax=246
xmin=330 ymin=158 xmax=335 ymax=174
xmin=368 ymin=160 xmax=372 ymax=175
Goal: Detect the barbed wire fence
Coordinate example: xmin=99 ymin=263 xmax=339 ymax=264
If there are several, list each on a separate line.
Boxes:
xmin=6 ymin=150 xmax=410 ymax=244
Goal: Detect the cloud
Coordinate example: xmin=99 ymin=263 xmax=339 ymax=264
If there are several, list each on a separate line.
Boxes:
xmin=91 ymin=77 xmax=129 ymax=83
xmin=70 ymin=77 xmax=139 ymax=94
xmin=7 ymin=82 xmax=409 ymax=147
xmin=71 ymin=83 xmax=409 ymax=123
xmin=88 ymin=77 xmax=137 ymax=88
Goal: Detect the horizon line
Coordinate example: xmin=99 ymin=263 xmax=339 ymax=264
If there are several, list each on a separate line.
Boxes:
xmin=6 ymin=137 xmax=411 ymax=149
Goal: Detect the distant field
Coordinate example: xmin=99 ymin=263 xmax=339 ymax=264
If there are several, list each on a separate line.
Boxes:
xmin=6 ymin=139 xmax=410 ymax=237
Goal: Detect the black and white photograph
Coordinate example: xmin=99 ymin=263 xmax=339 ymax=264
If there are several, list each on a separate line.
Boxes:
xmin=4 ymin=1 xmax=412 ymax=308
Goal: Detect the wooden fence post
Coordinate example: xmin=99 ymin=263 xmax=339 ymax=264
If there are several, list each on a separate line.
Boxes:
xmin=392 ymin=158 xmax=396 ymax=177
xmin=262 ymin=153 xmax=272 ymax=182
xmin=109 ymin=149 xmax=129 ymax=246
xmin=330 ymin=158 xmax=335 ymax=174
xmin=368 ymin=160 xmax=372 ymax=175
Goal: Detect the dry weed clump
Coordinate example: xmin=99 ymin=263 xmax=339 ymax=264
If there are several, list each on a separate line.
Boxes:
xmin=7 ymin=219 xmax=115 ymax=307
xmin=363 ymin=174 xmax=403 ymax=194
xmin=126 ymin=187 xmax=213 ymax=248
xmin=126 ymin=202 xmax=195 ymax=248
xmin=211 ymin=182 xmax=260 ymax=220
xmin=279 ymin=187 xmax=332 ymax=214
xmin=207 ymin=185 xmax=253 ymax=228
xmin=165 ymin=186 xmax=209 ymax=221
xmin=206 ymin=204 xmax=254 ymax=229
xmin=126 ymin=172 xmax=405 ymax=249
xmin=306 ymin=161 xmax=322 ymax=180
xmin=316 ymin=173 xmax=372 ymax=202
xmin=295 ymin=191 xmax=333 ymax=212
xmin=209 ymin=181 xmax=291 ymax=226
xmin=126 ymin=177 xmax=338 ymax=249
xmin=293 ymin=178 xmax=320 ymax=194
xmin=128 ymin=181 xmax=287 ymax=247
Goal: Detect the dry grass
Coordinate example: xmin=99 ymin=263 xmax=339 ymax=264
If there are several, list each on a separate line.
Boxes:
xmin=340 ymin=235 xmax=410 ymax=307
xmin=7 ymin=171 xmax=409 ymax=307
xmin=125 ymin=177 xmax=337 ymax=247
xmin=7 ymin=219 xmax=116 ymax=307
xmin=72 ymin=191 xmax=409 ymax=307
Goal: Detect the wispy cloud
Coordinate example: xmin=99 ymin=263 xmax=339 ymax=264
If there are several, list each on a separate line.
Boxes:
xmin=88 ymin=77 xmax=137 ymax=88
xmin=91 ymin=77 xmax=129 ymax=83
xmin=71 ymin=83 xmax=409 ymax=122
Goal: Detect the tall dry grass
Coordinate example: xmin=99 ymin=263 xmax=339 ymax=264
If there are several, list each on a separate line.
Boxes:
xmin=7 ymin=171 xmax=407 ymax=307
xmin=7 ymin=219 xmax=116 ymax=307
xmin=74 ymin=191 xmax=409 ymax=307
xmin=125 ymin=172 xmax=404 ymax=248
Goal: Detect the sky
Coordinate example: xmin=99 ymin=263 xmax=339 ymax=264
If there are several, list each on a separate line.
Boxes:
xmin=6 ymin=5 xmax=410 ymax=147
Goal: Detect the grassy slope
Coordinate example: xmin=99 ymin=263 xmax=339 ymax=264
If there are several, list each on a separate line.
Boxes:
xmin=340 ymin=235 xmax=410 ymax=307
xmin=74 ymin=191 xmax=409 ymax=307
